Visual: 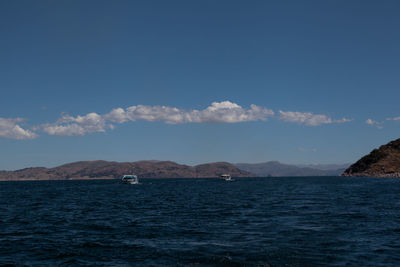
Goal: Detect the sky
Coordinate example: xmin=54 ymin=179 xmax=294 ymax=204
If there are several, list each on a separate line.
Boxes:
xmin=1 ymin=0 xmax=400 ymax=170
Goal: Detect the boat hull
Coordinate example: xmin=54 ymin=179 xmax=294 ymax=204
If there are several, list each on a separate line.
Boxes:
xmin=122 ymin=179 xmax=139 ymax=184
xmin=122 ymin=175 xmax=139 ymax=184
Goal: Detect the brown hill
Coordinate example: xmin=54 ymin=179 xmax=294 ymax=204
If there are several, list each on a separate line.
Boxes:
xmin=342 ymin=138 xmax=400 ymax=178
xmin=0 ymin=160 xmax=255 ymax=181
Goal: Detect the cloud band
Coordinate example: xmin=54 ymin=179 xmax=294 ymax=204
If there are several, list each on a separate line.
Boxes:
xmin=42 ymin=101 xmax=275 ymax=136
xmin=1 ymin=101 xmax=354 ymax=138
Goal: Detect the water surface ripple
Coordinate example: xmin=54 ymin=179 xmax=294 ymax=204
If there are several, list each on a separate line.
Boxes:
xmin=1 ymin=177 xmax=400 ymax=266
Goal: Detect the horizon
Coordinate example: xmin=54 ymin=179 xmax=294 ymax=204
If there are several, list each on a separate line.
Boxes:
xmin=1 ymin=158 xmax=352 ymax=172
xmin=1 ymin=1 xmax=400 ymax=170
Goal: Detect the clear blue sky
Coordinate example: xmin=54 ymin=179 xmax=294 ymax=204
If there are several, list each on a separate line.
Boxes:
xmin=1 ymin=0 xmax=399 ymax=170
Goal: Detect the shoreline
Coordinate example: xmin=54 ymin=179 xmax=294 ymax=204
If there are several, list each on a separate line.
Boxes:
xmin=0 ymin=177 xmax=116 ymax=182
xmin=0 ymin=177 xmax=238 ymax=181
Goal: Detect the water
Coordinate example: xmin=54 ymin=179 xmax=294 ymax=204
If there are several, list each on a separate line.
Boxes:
xmin=1 ymin=177 xmax=400 ymax=266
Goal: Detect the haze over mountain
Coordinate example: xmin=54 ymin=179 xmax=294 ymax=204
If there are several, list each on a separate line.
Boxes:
xmin=295 ymin=163 xmax=350 ymax=171
xmin=0 ymin=160 xmax=254 ymax=181
xmin=342 ymin=138 xmax=400 ymax=178
xmin=235 ymin=161 xmax=347 ymax=177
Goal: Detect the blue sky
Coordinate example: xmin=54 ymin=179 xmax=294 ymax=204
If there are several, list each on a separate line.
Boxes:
xmin=1 ymin=0 xmax=400 ymax=170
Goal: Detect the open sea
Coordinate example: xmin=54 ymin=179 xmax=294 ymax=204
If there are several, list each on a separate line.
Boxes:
xmin=1 ymin=177 xmax=400 ymax=266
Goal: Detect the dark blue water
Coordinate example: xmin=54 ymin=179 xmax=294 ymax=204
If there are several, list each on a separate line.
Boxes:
xmin=1 ymin=177 xmax=400 ymax=266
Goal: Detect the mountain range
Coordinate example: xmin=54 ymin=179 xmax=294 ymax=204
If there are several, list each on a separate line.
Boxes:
xmin=0 ymin=160 xmax=351 ymax=181
xmin=235 ymin=161 xmax=348 ymax=177
xmin=0 ymin=160 xmax=254 ymax=181
xmin=3 ymin=136 xmax=398 ymax=180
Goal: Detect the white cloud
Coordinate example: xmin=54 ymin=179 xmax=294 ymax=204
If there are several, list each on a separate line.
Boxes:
xmin=195 ymin=102 xmax=274 ymax=123
xmin=41 ymin=101 xmax=355 ymax=136
xmin=366 ymin=119 xmax=378 ymax=125
xmin=278 ymin=111 xmax=351 ymax=126
xmin=366 ymin=118 xmax=383 ymax=129
xmin=0 ymin=118 xmax=38 ymax=139
xmin=44 ymin=101 xmax=274 ymax=136
xmin=105 ymin=101 xmax=274 ymax=124
xmin=386 ymin=116 xmax=400 ymax=121
xmin=42 ymin=113 xmax=114 ymax=136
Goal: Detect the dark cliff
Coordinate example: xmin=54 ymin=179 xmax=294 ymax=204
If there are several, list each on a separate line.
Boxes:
xmin=342 ymin=138 xmax=400 ymax=178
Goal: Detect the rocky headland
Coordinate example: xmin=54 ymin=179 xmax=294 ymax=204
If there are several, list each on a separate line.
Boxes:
xmin=342 ymin=138 xmax=400 ymax=178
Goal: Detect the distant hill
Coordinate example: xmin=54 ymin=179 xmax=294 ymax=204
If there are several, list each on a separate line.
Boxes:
xmin=295 ymin=163 xmax=350 ymax=171
xmin=342 ymin=138 xmax=400 ymax=178
xmin=235 ymin=161 xmax=345 ymax=177
xmin=0 ymin=160 xmax=254 ymax=181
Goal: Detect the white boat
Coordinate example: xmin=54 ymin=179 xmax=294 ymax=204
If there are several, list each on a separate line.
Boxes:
xmin=220 ymin=174 xmax=232 ymax=181
xmin=122 ymin=175 xmax=139 ymax=184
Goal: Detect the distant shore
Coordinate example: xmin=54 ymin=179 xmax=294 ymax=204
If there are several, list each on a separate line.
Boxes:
xmin=0 ymin=177 xmax=115 ymax=181
xmin=0 ymin=160 xmax=254 ymax=181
